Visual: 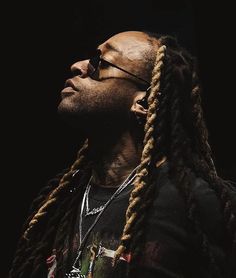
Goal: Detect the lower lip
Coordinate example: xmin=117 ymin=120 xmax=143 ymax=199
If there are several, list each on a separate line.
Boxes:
xmin=60 ymin=87 xmax=78 ymax=97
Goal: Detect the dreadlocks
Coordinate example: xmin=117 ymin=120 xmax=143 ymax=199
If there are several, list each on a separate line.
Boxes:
xmin=114 ymin=33 xmax=236 ymax=277
xmin=9 ymin=32 xmax=236 ymax=278
xmin=9 ymin=140 xmax=90 ymax=277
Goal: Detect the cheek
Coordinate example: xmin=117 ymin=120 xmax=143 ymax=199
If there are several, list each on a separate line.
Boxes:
xmin=96 ymin=83 xmax=134 ymax=114
xmin=83 ymin=80 xmax=133 ymax=107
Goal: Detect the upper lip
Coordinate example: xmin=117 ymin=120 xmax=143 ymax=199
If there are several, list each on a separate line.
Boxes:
xmin=64 ymin=79 xmax=78 ymax=91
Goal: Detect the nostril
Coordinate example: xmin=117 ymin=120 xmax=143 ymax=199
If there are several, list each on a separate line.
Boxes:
xmin=72 ymin=68 xmax=83 ymax=77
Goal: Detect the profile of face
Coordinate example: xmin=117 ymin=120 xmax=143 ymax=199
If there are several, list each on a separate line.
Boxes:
xmin=58 ymin=31 xmax=157 ymax=133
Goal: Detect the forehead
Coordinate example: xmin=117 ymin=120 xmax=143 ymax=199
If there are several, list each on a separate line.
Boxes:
xmin=99 ymin=31 xmax=155 ymax=60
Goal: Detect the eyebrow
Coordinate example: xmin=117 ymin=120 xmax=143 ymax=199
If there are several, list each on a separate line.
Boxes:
xmin=103 ymin=42 xmax=123 ymax=56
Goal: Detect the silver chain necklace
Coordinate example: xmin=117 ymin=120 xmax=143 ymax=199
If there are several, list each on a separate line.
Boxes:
xmin=85 ymin=184 xmax=105 ymax=216
xmin=65 ymin=165 xmax=139 ymax=277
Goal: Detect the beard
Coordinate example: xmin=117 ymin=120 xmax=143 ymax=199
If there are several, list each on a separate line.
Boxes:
xmin=57 ymin=78 xmax=134 ymax=132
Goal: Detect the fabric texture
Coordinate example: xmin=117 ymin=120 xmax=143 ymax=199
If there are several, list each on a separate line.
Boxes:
xmin=47 ymin=163 xmax=235 ymax=278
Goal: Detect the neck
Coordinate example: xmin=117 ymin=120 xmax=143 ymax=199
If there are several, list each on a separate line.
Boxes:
xmin=87 ymin=127 xmax=143 ymax=188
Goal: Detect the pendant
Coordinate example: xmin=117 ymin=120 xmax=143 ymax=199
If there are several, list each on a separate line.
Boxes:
xmin=85 ymin=205 xmax=105 ymax=217
xmin=65 ymin=266 xmax=86 ymax=278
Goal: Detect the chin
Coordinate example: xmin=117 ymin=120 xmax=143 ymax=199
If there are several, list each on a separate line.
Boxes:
xmin=57 ymin=98 xmax=80 ymax=123
xmin=57 ymin=96 xmax=130 ymax=132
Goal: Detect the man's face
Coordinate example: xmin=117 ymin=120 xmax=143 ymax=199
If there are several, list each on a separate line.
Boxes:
xmin=58 ymin=31 xmax=156 ymax=130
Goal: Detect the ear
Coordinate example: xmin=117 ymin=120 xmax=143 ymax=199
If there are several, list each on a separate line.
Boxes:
xmin=130 ymin=91 xmax=148 ymax=117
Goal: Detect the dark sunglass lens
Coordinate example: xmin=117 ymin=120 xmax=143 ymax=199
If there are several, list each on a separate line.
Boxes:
xmin=89 ymin=56 xmax=99 ymax=70
xmin=89 ymin=49 xmax=101 ymax=70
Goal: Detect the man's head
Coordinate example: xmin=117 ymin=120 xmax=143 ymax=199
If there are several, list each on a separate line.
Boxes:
xmin=58 ymin=31 xmax=159 ymax=133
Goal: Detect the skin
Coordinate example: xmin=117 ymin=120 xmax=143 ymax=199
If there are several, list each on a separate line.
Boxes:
xmin=58 ymin=31 xmax=159 ymax=187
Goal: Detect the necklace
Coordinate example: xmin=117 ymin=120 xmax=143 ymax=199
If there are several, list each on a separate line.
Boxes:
xmin=65 ymin=165 xmax=139 ymax=277
xmin=85 ymin=184 xmax=105 ymax=217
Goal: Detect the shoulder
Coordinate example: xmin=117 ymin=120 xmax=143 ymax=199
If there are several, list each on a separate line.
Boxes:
xmin=191 ymin=175 xmax=236 ymax=219
xmin=150 ymin=165 xmax=226 ymax=229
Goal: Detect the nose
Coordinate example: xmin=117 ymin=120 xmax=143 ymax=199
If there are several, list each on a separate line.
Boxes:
xmin=70 ymin=59 xmax=90 ymax=78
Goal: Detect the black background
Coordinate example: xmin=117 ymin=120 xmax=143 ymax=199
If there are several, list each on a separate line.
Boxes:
xmin=2 ymin=0 xmax=236 ymax=276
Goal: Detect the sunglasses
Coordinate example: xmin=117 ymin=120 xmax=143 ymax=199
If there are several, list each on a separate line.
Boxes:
xmin=89 ymin=50 xmax=151 ymax=90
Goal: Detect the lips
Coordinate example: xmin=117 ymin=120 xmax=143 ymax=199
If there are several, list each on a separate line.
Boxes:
xmin=60 ymin=79 xmax=79 ymax=97
xmin=64 ymin=79 xmax=78 ymax=91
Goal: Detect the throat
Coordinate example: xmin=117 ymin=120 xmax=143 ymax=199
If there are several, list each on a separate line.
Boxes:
xmin=91 ymin=163 xmax=138 ymax=188
xmin=88 ymin=132 xmax=142 ymax=188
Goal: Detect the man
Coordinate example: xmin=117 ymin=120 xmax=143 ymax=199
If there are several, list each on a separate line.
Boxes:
xmin=9 ymin=31 xmax=236 ymax=278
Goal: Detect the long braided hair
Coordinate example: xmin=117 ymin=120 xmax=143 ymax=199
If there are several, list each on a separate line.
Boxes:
xmin=9 ymin=141 xmax=90 ymax=277
xmin=9 ymin=33 xmax=236 ymax=277
xmin=114 ymin=33 xmax=236 ymax=277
